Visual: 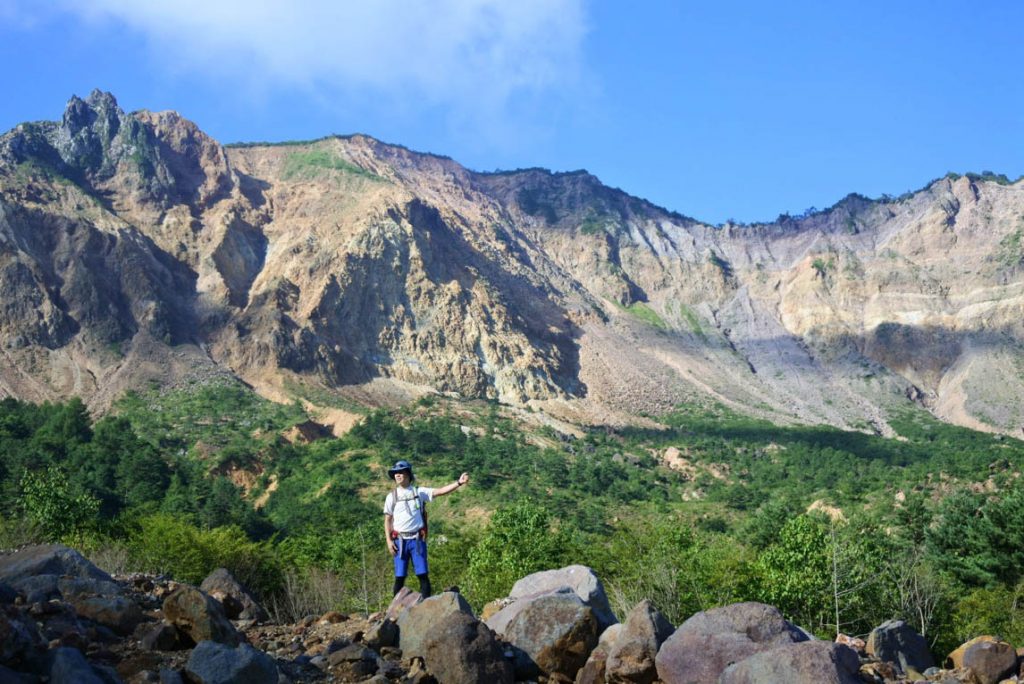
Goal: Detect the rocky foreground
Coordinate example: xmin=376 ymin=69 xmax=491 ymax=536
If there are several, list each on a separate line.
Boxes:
xmin=0 ymin=544 xmax=1021 ymax=683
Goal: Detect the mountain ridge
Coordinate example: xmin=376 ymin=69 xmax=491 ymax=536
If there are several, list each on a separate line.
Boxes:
xmin=1 ymin=91 xmax=1023 ymax=437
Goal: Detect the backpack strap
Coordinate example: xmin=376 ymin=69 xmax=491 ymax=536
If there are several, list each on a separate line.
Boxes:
xmin=418 ymin=486 xmax=428 ymax=540
xmin=391 ymin=486 xmax=428 ymax=539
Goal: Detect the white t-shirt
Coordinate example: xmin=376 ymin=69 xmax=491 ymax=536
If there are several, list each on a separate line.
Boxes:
xmin=383 ymin=486 xmax=435 ymax=536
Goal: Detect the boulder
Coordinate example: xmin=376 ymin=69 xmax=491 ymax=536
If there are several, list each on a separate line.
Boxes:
xmin=0 ymin=582 xmax=17 ymax=605
xmin=0 ymin=664 xmax=36 ymax=683
xmin=507 ymin=565 xmax=617 ymax=630
xmin=655 ymin=602 xmax=808 ymax=684
xmin=718 ymin=641 xmax=861 ymax=684
xmin=946 ymin=636 xmax=1017 ymax=684
xmin=0 ymin=606 xmax=45 ymax=668
xmin=606 ymin=599 xmax=675 ymax=683
xmin=835 ymin=633 xmax=865 ymax=654
xmin=57 ymin=576 xmax=123 ymax=600
xmin=365 ymin=618 xmax=399 ymax=649
xmin=866 ymin=619 xmax=934 ymax=674
xmin=398 ymin=591 xmax=474 ymax=659
xmin=575 ymin=623 xmax=623 ymax=684
xmin=6 ymin=572 xmax=120 ymax=605
xmin=141 ymin=621 xmax=191 ymax=651
xmin=199 ymin=568 xmax=268 ymax=622
xmin=0 ymin=544 xmax=112 ymax=585
xmin=49 ymin=646 xmax=105 ymax=684
xmin=159 ymin=669 xmax=185 ymax=684
xmin=503 ymin=591 xmax=599 ymax=681
xmin=69 ymin=595 xmax=145 ymax=636
xmin=162 ymin=586 xmax=242 ymax=646
xmin=326 ymin=644 xmax=379 ymax=680
xmin=419 ymin=611 xmax=513 ymax=684
xmin=185 ymin=641 xmax=278 ymax=684
xmin=386 ymin=586 xmax=423 ymax=621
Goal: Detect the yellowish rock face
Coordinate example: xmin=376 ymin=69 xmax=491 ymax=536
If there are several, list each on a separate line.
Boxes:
xmin=2 ymin=92 xmax=1023 ymax=435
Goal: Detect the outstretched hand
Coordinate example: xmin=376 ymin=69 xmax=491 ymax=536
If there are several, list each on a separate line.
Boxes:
xmin=458 ymin=472 xmax=470 ymax=486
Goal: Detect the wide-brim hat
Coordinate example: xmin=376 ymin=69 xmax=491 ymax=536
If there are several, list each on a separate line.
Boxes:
xmin=388 ymin=460 xmax=414 ymax=479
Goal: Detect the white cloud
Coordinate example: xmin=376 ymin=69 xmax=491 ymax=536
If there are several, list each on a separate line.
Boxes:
xmin=51 ymin=0 xmax=590 ymax=139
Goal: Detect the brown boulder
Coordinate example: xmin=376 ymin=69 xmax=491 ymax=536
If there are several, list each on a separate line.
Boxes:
xmin=327 ymin=644 xmax=379 ymax=680
xmin=420 ymin=611 xmax=513 ymax=684
xmin=655 ymin=602 xmax=808 ymax=684
xmin=398 ymin=591 xmax=474 ymax=660
xmin=719 ymin=641 xmax=861 ymax=684
xmin=162 ymin=586 xmax=241 ymax=646
xmin=606 ymin=599 xmax=675 ymax=683
xmin=947 ymin=636 xmax=1017 ymax=684
xmin=140 ymin=621 xmax=191 ymax=651
xmin=69 ymin=595 xmax=145 ymax=636
xmin=575 ymin=623 xmax=623 ymax=684
xmin=365 ymin=618 xmax=399 ymax=650
xmin=504 ymin=592 xmax=599 ymax=681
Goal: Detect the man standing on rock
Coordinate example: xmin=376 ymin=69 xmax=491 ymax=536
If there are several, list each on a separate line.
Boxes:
xmin=384 ymin=459 xmax=469 ymax=598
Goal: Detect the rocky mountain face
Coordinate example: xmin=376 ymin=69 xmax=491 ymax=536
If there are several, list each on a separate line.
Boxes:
xmin=1 ymin=91 xmax=1023 ymax=435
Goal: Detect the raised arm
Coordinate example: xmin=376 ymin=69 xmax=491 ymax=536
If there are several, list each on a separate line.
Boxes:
xmin=433 ymin=472 xmax=470 ymax=498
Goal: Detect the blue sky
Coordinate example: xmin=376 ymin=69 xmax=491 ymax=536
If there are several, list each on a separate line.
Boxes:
xmin=2 ymin=1 xmax=1021 ymax=224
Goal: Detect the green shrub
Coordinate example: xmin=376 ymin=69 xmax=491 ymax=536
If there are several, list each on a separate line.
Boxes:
xmin=125 ymin=514 xmax=281 ymax=596
xmin=465 ymin=500 xmax=568 ymax=606
xmin=19 ymin=466 xmax=99 ymax=543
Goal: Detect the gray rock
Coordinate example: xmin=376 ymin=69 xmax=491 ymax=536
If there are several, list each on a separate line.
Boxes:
xmin=0 ymin=545 xmax=112 ymax=585
xmin=719 ymin=641 xmax=861 ymax=684
xmin=866 ymin=619 xmax=934 ymax=674
xmin=419 ymin=611 xmax=513 ymax=684
xmin=200 ymin=568 xmax=268 ymax=622
xmin=0 ymin=663 xmax=37 ymax=683
xmin=10 ymin=575 xmax=60 ymax=603
xmin=606 ymin=599 xmax=674 ymax=683
xmin=655 ymin=602 xmax=808 ymax=684
xmin=57 ymin=577 xmax=123 ymax=600
xmin=0 ymin=607 xmax=45 ymax=668
xmin=503 ymin=592 xmax=599 ymax=681
xmin=49 ymin=647 xmax=105 ymax=684
xmin=507 ymin=565 xmax=617 ymax=631
xmin=398 ymin=591 xmax=474 ymax=659
xmin=185 ymin=640 xmax=278 ymax=684
xmin=486 ymin=586 xmax=575 ymax=637
xmin=0 ymin=582 xmax=19 ymax=604
xmin=159 ymin=669 xmax=184 ymax=684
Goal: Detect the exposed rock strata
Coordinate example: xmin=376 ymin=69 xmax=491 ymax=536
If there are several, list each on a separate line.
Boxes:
xmin=2 ymin=91 xmax=1024 ymax=434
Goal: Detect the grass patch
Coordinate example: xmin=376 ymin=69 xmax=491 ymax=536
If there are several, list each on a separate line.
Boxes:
xmin=678 ymin=303 xmax=706 ymax=340
xmin=283 ymin=379 xmax=370 ymax=414
xmin=615 ymin=301 xmax=668 ymax=330
xmin=281 ymin=149 xmax=382 ymax=182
